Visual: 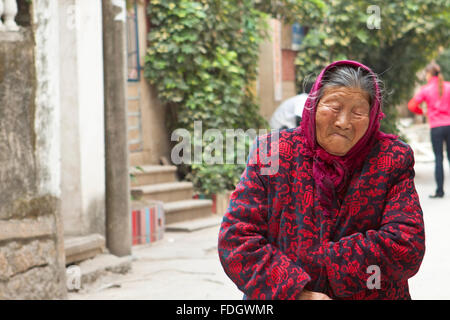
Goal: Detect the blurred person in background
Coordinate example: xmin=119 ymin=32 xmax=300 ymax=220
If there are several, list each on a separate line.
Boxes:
xmin=269 ymin=82 xmax=313 ymax=130
xmin=408 ymin=62 xmax=450 ymax=198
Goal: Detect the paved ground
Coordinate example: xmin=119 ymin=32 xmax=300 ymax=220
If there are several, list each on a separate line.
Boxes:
xmin=401 ymin=122 xmax=450 ymax=299
xmin=68 ymin=224 xmax=242 ymax=300
xmin=408 ymin=161 xmax=450 ymax=299
xmin=69 ymin=122 xmax=450 ymax=300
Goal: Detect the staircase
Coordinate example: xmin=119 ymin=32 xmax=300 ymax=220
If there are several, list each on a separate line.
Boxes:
xmin=130 ymin=165 xmax=221 ymax=231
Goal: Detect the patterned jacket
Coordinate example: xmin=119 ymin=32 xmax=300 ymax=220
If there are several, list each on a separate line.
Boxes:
xmin=218 ymin=128 xmax=425 ymax=300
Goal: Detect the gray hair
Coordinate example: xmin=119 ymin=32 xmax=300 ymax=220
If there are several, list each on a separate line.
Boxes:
xmin=308 ymin=66 xmax=383 ymax=109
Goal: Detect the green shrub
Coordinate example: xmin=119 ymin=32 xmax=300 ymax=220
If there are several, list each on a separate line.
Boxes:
xmin=436 ymin=47 xmax=450 ymax=82
xmin=295 ymin=0 xmax=450 ymax=136
xmin=144 ymin=0 xmax=269 ymax=195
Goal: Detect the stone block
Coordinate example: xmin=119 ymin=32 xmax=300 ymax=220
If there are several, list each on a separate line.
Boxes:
xmin=0 ymin=265 xmax=66 ymax=300
xmin=0 ymin=239 xmax=56 ymax=281
xmin=0 ymin=215 xmax=55 ymax=242
xmin=65 ymin=234 xmax=106 ymax=265
xmin=76 ymin=253 xmax=132 ymax=286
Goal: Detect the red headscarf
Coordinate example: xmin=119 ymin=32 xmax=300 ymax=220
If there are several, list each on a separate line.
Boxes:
xmin=299 ymin=60 xmax=396 ymax=216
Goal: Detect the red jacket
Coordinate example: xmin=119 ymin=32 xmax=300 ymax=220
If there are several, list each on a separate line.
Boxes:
xmin=408 ymin=76 xmax=450 ymax=128
xmin=218 ymin=128 xmax=425 ymax=300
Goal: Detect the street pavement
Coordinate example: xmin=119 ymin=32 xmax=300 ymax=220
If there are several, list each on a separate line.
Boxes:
xmin=69 ymin=123 xmax=450 ymax=300
xmin=402 ymin=122 xmax=450 ymax=299
xmin=68 ymin=223 xmax=242 ymax=300
xmin=408 ymin=161 xmax=450 ymax=299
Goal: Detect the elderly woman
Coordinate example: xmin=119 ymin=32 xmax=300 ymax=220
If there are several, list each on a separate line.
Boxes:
xmin=218 ymin=60 xmax=425 ymax=300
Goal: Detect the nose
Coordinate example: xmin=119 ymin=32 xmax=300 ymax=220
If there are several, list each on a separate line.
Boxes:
xmin=334 ymin=111 xmax=351 ymax=130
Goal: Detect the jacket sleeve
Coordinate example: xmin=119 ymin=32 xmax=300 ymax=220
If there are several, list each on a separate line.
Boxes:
xmin=408 ymin=85 xmax=428 ymax=115
xmin=407 ymin=98 xmax=423 ymax=115
xmin=218 ymin=136 xmax=311 ymax=300
xmin=319 ymin=145 xmax=425 ymax=298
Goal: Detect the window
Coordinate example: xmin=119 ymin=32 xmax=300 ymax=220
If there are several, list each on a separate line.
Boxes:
xmin=127 ymin=0 xmax=140 ymax=82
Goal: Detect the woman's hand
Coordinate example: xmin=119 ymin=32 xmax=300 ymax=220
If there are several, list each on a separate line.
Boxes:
xmin=297 ymin=289 xmax=332 ymax=300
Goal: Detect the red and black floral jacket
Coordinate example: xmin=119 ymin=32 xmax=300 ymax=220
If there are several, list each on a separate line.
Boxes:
xmin=218 ymin=128 xmax=425 ymax=300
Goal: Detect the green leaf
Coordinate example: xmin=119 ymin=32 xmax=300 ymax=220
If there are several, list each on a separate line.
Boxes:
xmin=356 ymin=30 xmax=368 ymax=43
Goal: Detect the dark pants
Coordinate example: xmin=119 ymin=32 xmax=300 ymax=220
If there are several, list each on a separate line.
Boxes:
xmin=431 ymin=125 xmax=450 ymax=195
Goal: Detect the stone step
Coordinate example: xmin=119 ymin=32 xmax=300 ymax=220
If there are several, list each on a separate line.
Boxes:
xmin=130 ymin=165 xmax=177 ymax=187
xmin=163 ymin=199 xmax=213 ymax=225
xmin=132 ymin=181 xmax=194 ymax=203
xmin=165 ymin=215 xmax=223 ymax=232
xmin=65 ymin=234 xmax=106 ymax=265
xmin=67 ymin=253 xmax=132 ymax=292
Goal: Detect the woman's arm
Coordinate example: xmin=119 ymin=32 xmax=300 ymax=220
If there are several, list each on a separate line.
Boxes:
xmin=407 ymin=98 xmax=423 ymax=115
xmin=318 ymin=144 xmax=425 ymax=298
xmin=218 ymin=136 xmax=311 ymax=300
xmin=408 ymin=86 xmax=427 ymax=115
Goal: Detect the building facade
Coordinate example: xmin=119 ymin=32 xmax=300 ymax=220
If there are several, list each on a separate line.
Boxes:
xmin=0 ymin=0 xmax=67 ymax=299
xmin=0 ymin=0 xmax=132 ymax=299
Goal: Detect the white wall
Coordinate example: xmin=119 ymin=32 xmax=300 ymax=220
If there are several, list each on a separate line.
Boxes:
xmin=77 ymin=0 xmax=105 ymax=236
xmin=59 ymin=0 xmax=82 ymax=236
xmin=59 ymin=0 xmax=105 ymax=236
xmin=34 ymin=0 xmax=61 ymax=197
xmin=33 ymin=0 xmax=67 ymax=294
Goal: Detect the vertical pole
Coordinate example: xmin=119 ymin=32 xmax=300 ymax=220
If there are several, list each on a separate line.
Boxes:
xmin=102 ymin=0 xmax=131 ymax=256
xmin=0 ymin=1 xmax=5 ymax=31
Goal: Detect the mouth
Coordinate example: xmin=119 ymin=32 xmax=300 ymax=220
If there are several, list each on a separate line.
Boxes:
xmin=330 ymin=132 xmax=350 ymax=140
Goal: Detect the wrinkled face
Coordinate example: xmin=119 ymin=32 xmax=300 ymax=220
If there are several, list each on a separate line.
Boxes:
xmin=315 ymin=86 xmax=370 ymax=156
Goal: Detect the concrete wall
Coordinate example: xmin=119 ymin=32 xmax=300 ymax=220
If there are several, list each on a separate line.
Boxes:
xmin=128 ymin=2 xmax=171 ymax=167
xmin=76 ymin=0 xmax=105 ymax=236
xmin=257 ymin=19 xmax=298 ymax=122
xmin=59 ymin=0 xmax=105 ymax=237
xmin=257 ymin=33 xmax=277 ymax=121
xmin=0 ymin=0 xmax=66 ymax=299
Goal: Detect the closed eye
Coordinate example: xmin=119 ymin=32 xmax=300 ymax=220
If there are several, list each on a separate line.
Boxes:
xmin=323 ymin=104 xmax=341 ymax=112
xmin=351 ymin=111 xmax=369 ymax=120
xmin=355 ymin=108 xmax=369 ymax=113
